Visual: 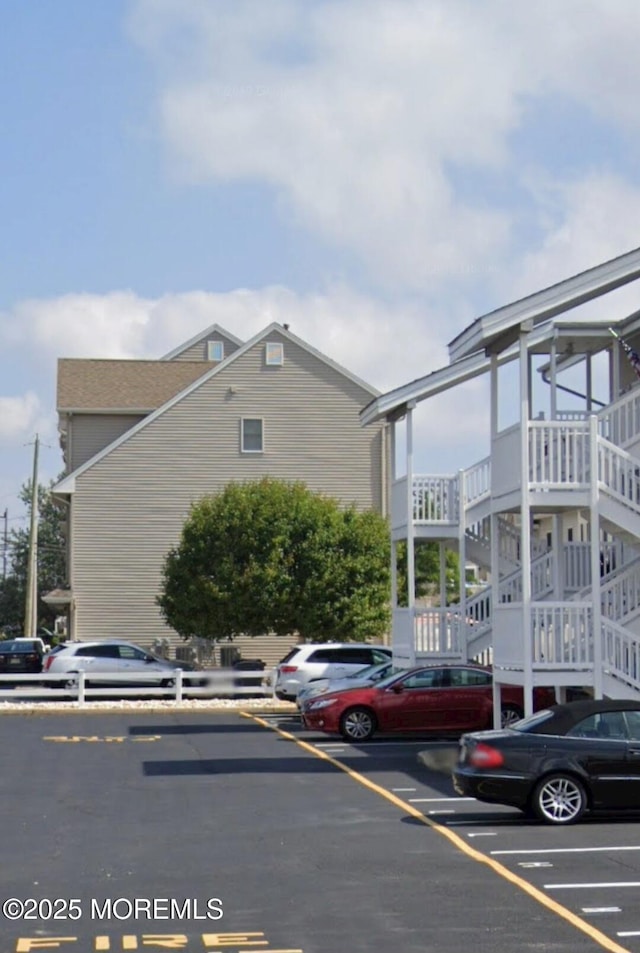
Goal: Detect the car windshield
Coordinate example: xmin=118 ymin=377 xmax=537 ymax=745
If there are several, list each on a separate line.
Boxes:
xmin=374 ymin=669 xmax=411 ymax=690
xmin=510 ymin=709 xmax=555 ymax=732
xmin=0 ymin=640 xmax=30 ymax=653
xmin=346 ymin=662 xmax=387 ymax=680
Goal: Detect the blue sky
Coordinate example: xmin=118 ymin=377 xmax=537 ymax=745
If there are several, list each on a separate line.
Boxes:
xmin=2 ymin=0 xmax=640 ymax=529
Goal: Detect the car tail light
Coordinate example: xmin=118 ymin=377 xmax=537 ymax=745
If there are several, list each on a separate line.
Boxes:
xmin=469 ymin=743 xmax=504 ymax=769
xmin=280 ymin=665 xmax=298 ymax=673
xmin=43 ymin=655 xmax=53 ymax=671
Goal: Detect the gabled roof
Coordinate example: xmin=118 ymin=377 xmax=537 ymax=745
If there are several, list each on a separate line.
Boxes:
xmin=54 ymin=322 xmax=380 ymax=494
xmin=448 ymin=245 xmax=640 ymax=362
xmin=161 ymin=323 xmax=243 ymax=360
xmin=57 ymin=359 xmax=210 ymax=412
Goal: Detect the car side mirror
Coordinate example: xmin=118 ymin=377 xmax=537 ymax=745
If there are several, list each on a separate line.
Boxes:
xmin=391 ymin=683 xmax=405 ymax=693
xmin=144 ymin=655 xmax=155 ymax=663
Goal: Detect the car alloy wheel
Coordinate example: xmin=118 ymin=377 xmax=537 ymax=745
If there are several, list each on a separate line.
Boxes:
xmin=500 ymin=704 xmax=524 ymax=729
xmin=532 ymin=773 xmax=587 ymax=824
xmin=340 ymin=707 xmax=376 ymax=742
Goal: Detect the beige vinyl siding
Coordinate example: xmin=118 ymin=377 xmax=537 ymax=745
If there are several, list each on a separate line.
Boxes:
xmin=68 ymin=332 xmax=387 ymax=651
xmin=171 ymin=333 xmax=242 ymax=363
xmin=69 ymin=414 xmax=146 ymax=471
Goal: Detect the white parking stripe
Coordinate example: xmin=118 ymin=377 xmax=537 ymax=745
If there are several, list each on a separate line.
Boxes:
xmin=467 ymin=832 xmax=497 ymax=837
xmin=427 ymin=810 xmax=456 ymax=815
xmin=392 ymin=787 xmax=417 ymax=792
xmin=492 ymin=846 xmax=640 ymax=855
xmin=409 ymin=797 xmax=474 ymax=803
xmin=618 ymin=932 xmax=640 ymax=937
xmin=582 ymin=908 xmax=622 ymax=914
xmin=546 ymin=882 xmax=640 ymax=890
xmin=519 ymin=862 xmax=553 ymax=868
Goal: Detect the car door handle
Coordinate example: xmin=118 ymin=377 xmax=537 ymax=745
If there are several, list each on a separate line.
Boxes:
xmin=628 ymin=748 xmax=640 ymax=758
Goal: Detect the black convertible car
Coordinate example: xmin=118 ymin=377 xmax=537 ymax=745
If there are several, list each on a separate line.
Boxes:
xmin=453 ymin=699 xmax=640 ymax=824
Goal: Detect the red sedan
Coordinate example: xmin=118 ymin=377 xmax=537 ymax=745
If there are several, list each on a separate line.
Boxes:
xmin=300 ymin=663 xmax=555 ymax=742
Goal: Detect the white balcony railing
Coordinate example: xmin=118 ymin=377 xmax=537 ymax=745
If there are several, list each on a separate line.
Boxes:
xmin=462 ymin=457 xmax=491 ymax=508
xmin=603 ymin=619 xmax=640 ymax=692
xmin=598 ymin=385 xmax=640 ymax=449
xmin=528 ymin=421 xmax=590 ymax=488
xmin=412 ymin=474 xmax=459 ymax=523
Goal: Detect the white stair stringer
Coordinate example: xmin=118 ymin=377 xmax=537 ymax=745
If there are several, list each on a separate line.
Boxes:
xmin=574 ymin=553 xmax=640 ymax=626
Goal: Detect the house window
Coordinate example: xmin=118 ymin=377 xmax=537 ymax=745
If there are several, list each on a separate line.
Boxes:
xmin=241 ymin=418 xmax=264 ymax=453
xmin=207 ymin=340 xmax=224 ymax=362
xmin=265 ymin=342 xmax=284 ymax=366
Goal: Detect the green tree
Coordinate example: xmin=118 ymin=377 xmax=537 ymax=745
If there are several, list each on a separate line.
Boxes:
xmin=0 ymin=478 xmax=67 ymax=632
xmin=158 ymin=478 xmax=391 ymax=644
xmin=396 ymin=541 xmax=460 ymax=606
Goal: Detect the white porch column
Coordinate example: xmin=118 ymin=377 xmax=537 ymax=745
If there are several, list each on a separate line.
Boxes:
xmin=586 ymin=354 xmax=593 ymax=413
xmin=590 ymin=414 xmax=603 ymax=698
xmin=520 ymin=328 xmax=533 ymax=715
xmin=406 ymin=403 xmax=416 ymax=644
xmin=552 ymin=513 xmax=563 ymax=599
xmin=610 ymin=344 xmax=620 ymax=403
xmin=458 ymin=468 xmax=467 ymax=660
xmin=550 ymin=337 xmax=558 ymax=420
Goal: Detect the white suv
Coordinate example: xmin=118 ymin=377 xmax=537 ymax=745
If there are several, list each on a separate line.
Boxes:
xmin=273 ymin=643 xmax=392 ymax=701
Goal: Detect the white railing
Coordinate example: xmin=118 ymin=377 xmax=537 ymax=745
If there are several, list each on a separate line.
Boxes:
xmin=556 ymin=410 xmax=589 ymax=422
xmin=499 ymin=550 xmax=554 ymax=604
xmin=462 ymin=457 xmax=491 ymax=508
xmin=392 ymin=607 xmax=416 ymax=667
xmin=575 ymin=554 xmax=640 ymax=622
xmin=598 ymin=437 xmax=640 ymax=511
xmin=412 ymin=474 xmax=459 ymax=523
xmin=414 ymin=608 xmax=463 ymax=655
xmin=0 ymin=669 xmax=273 ymax=705
xmin=564 ymin=542 xmax=592 ymax=591
xmin=531 ymin=602 xmax=593 ymax=667
xmin=529 ymin=421 xmax=590 ymax=488
xmin=603 ymin=619 xmax=640 ymax=693
xmin=598 ymin=385 xmax=640 ymax=449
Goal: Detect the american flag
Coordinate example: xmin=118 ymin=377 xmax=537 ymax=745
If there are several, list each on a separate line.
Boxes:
xmin=610 ymin=328 xmax=640 ymax=380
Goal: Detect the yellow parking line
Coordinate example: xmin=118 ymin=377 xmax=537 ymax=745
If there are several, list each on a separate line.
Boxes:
xmin=243 ymin=713 xmax=631 ymax=953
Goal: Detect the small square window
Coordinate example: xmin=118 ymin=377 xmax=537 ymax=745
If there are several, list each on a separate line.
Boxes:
xmin=265 ymin=342 xmax=284 ymax=366
xmin=241 ymin=418 xmax=264 ymax=453
xmin=207 ymin=340 xmax=224 ymax=362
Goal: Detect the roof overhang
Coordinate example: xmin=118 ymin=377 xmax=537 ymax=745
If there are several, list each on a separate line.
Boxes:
xmin=448 ymin=245 xmax=640 ymax=362
xmin=361 ymin=321 xmax=556 ymax=426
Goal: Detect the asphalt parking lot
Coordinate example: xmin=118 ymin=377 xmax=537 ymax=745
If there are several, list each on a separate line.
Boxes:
xmin=2 ymin=707 xmax=640 ymax=953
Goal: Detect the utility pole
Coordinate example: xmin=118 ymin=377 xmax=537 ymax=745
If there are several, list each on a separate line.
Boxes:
xmin=24 ymin=434 xmax=39 ymax=638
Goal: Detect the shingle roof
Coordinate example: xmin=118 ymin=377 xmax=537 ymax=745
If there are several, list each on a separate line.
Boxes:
xmin=57 ymin=359 xmax=210 ymax=411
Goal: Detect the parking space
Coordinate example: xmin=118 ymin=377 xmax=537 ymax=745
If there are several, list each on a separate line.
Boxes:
xmin=264 ymin=711 xmax=640 ymax=952
xmin=3 ymin=707 xmax=640 ymax=953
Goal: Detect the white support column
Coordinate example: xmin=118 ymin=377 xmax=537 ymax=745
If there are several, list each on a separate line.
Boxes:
xmin=439 ymin=542 xmax=446 ymax=609
xmin=586 ymin=354 xmax=593 ymax=413
xmin=520 ymin=329 xmax=533 ymax=716
xmin=458 ymin=468 xmax=467 ymax=660
xmin=390 ymin=421 xmax=397 ymax=480
xmin=406 ymin=404 xmax=416 ymax=654
xmin=490 ymin=354 xmax=499 ymax=438
xmin=552 ymin=513 xmax=563 ymax=599
xmin=550 ymin=338 xmax=558 ymax=420
xmin=611 ymin=344 xmax=619 ymax=403
xmin=490 ymin=353 xmax=500 ymax=726
xmin=590 ymin=414 xmax=603 ymax=698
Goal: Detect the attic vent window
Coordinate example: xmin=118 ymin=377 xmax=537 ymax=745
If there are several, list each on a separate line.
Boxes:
xmin=207 ymin=340 xmax=224 ymax=362
xmin=265 ymin=342 xmax=284 ymax=366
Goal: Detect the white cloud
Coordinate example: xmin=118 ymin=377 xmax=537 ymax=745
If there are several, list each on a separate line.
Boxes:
xmin=0 ymin=285 xmax=448 ymax=392
xmin=127 ymin=0 xmax=640 ymax=297
xmin=0 ymin=393 xmax=45 ymax=442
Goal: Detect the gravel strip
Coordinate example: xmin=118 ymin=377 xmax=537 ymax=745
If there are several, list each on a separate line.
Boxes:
xmin=0 ymin=697 xmax=297 ymax=714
